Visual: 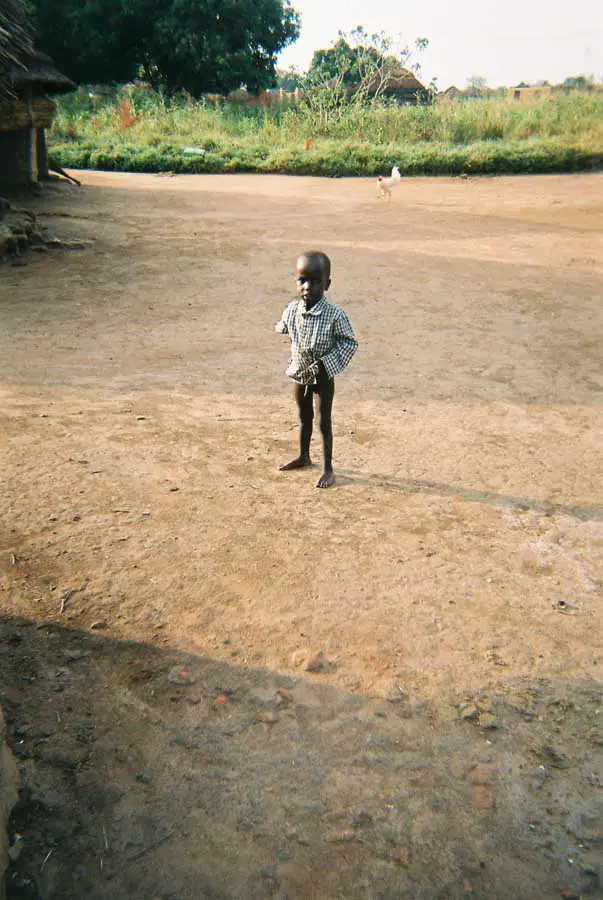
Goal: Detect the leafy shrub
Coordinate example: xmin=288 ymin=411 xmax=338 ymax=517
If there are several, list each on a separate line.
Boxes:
xmin=50 ymin=85 xmax=603 ymax=177
xmin=50 ymin=138 xmax=603 ymax=177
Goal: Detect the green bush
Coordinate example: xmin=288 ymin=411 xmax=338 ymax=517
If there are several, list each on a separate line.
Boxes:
xmin=50 ymin=85 xmax=603 ymax=177
xmin=50 ymin=137 xmax=603 ymax=177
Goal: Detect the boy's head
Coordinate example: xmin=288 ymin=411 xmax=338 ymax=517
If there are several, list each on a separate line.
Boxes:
xmin=296 ymin=251 xmax=331 ymax=307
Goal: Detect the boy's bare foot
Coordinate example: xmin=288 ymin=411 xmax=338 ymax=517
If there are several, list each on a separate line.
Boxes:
xmin=279 ymin=455 xmax=312 ymax=471
xmin=316 ymin=470 xmax=335 ymax=488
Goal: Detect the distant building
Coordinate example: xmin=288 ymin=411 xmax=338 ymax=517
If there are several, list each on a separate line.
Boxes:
xmin=439 ymin=86 xmax=463 ymax=100
xmin=278 ymin=67 xmax=431 ymax=107
xmin=439 ymin=84 xmax=502 ymax=101
xmin=508 ymin=84 xmax=553 ymax=101
xmin=361 ymin=66 xmax=431 ymax=104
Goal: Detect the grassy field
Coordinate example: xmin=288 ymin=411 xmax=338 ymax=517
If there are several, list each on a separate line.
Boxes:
xmin=50 ymin=84 xmax=603 ymax=176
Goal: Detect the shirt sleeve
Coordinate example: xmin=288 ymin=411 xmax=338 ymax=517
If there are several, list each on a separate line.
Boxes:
xmin=321 ymin=310 xmax=358 ymax=379
xmin=275 ymin=303 xmax=292 ymax=334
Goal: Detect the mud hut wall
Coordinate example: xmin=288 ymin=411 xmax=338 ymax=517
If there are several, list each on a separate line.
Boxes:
xmin=0 ymin=96 xmax=56 ymax=132
xmin=0 ymin=128 xmax=32 ymax=188
xmin=0 ymin=96 xmax=56 ymax=187
xmin=36 ymin=127 xmax=48 ymax=178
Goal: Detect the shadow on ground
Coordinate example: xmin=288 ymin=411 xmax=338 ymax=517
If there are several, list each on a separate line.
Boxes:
xmin=1 ymin=615 xmax=601 ymax=900
xmin=337 ymin=469 xmax=603 ymax=523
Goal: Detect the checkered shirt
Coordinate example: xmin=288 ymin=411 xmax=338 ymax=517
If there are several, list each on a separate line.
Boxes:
xmin=275 ymin=296 xmax=358 ymax=385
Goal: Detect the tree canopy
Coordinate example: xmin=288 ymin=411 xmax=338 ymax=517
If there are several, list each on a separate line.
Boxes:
xmin=275 ymin=65 xmax=304 ymax=91
xmin=562 ymin=75 xmax=593 ymax=88
xmin=308 ymin=37 xmax=381 ymax=87
xmin=302 ymin=27 xmax=430 ymax=119
xmin=306 ymin=28 xmax=428 ymax=91
xmin=30 ymin=0 xmax=300 ymax=94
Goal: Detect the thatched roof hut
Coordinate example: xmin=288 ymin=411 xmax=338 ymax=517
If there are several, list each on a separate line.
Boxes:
xmin=440 ymin=85 xmax=463 ymax=101
xmin=323 ymin=65 xmax=430 ymax=105
xmin=0 ymin=0 xmax=75 ymax=100
xmin=0 ymin=0 xmax=33 ymax=98
xmin=363 ymin=65 xmax=429 ymax=102
xmin=11 ymin=49 xmax=75 ymax=95
xmin=0 ymin=0 xmax=75 ymax=188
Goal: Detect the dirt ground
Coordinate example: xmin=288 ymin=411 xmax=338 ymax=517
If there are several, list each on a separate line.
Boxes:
xmin=1 ymin=171 xmax=602 ymax=899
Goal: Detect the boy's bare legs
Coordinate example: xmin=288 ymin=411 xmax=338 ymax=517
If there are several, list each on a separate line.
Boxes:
xmin=279 ymin=383 xmax=314 ymax=470
xmin=279 ymin=377 xmax=336 ymax=487
xmin=316 ymin=376 xmax=335 ymax=488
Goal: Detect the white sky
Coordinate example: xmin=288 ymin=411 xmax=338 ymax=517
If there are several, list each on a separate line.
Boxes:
xmin=277 ymin=0 xmax=603 ymax=89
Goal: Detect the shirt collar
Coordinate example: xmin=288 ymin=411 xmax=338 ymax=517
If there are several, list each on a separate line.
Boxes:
xmin=301 ymin=295 xmax=328 ymax=316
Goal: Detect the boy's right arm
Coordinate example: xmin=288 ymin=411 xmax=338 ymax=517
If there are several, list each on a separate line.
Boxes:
xmin=275 ymin=302 xmax=292 ymax=334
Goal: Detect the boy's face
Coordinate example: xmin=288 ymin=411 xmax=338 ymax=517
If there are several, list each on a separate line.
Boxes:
xmin=296 ymin=255 xmax=331 ymax=308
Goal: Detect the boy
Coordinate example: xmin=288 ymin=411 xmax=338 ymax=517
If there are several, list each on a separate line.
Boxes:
xmin=275 ymin=251 xmax=358 ymax=488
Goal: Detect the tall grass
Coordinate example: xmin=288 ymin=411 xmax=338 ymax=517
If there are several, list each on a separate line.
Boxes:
xmin=50 ymin=84 xmax=603 ymax=176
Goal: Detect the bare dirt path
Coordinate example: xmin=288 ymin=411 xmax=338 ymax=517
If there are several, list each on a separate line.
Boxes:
xmin=1 ymin=172 xmax=602 ymax=899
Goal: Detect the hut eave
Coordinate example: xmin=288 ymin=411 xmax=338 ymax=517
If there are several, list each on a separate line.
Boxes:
xmin=10 ymin=51 xmax=75 ymax=95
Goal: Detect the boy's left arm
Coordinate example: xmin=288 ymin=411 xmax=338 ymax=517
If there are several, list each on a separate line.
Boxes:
xmin=320 ymin=311 xmax=358 ymax=379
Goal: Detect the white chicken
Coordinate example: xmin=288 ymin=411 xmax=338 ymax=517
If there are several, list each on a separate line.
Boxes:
xmin=377 ymin=165 xmax=401 ymax=199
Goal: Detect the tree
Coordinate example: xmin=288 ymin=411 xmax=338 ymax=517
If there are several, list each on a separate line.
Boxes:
xmin=276 ymin=66 xmax=304 ymax=91
xmin=308 ymin=37 xmax=376 ymax=87
xmin=30 ymin=0 xmax=142 ymax=87
xmin=465 ymin=74 xmax=488 ymax=97
xmin=30 ymin=0 xmax=300 ymax=94
xmin=301 ymin=28 xmax=429 ymax=130
xmin=562 ymin=75 xmax=593 ymax=88
xmin=307 ymin=27 xmax=428 ymax=94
